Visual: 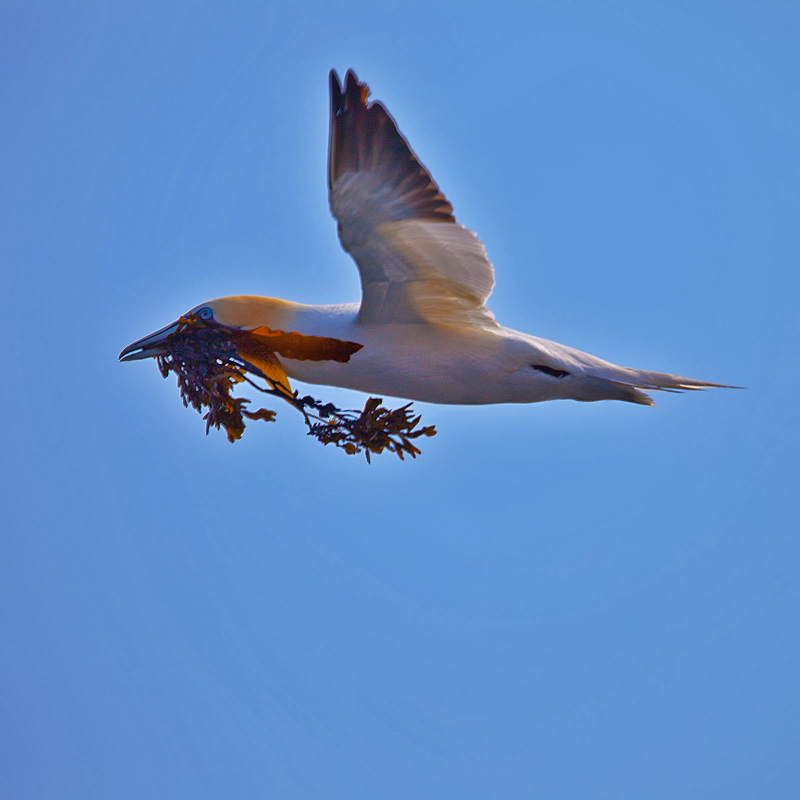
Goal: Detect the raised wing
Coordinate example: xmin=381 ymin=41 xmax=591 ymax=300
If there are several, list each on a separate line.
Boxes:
xmin=328 ymin=70 xmax=497 ymax=328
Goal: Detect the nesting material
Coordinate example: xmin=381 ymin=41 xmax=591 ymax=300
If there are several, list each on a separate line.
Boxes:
xmin=156 ymin=315 xmax=436 ymax=461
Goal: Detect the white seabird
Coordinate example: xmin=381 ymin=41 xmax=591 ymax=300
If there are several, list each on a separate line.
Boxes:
xmin=121 ymin=69 xmax=729 ymax=408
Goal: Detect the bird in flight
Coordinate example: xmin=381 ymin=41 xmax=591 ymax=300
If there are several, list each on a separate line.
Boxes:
xmin=121 ymin=69 xmax=727 ymax=430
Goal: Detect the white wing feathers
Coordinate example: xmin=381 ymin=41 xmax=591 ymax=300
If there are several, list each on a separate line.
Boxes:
xmin=378 ymin=219 xmax=496 ymax=328
xmin=328 ymin=69 xmax=497 ymax=329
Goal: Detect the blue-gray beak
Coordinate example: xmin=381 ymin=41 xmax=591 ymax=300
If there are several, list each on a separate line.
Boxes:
xmin=119 ymin=320 xmax=180 ymax=361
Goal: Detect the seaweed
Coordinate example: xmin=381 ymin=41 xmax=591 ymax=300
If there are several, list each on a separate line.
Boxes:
xmin=155 ymin=314 xmax=436 ymax=461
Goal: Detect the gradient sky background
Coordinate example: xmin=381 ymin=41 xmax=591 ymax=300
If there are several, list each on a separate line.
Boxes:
xmin=3 ymin=1 xmax=798 ymax=797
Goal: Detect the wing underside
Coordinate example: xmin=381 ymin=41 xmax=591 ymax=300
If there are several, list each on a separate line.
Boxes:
xmin=328 ymin=69 xmax=497 ymax=328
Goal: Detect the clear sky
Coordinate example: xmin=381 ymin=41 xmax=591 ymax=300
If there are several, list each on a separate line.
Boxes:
xmin=2 ymin=1 xmax=798 ymax=797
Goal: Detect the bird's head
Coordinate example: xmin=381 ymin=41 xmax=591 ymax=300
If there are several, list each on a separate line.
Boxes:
xmin=119 ymin=294 xmax=362 ymax=392
xmin=118 ymin=296 xmax=298 ymax=362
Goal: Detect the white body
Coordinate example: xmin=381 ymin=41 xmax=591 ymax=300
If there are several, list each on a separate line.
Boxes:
xmin=270 ymin=302 xmax=700 ymax=406
xmin=121 ymin=71 xmax=727 ymax=409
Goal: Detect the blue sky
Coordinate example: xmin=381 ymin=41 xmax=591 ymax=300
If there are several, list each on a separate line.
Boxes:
xmin=2 ymin=1 xmax=798 ymax=797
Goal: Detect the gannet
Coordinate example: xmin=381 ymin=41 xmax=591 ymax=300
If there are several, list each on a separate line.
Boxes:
xmin=120 ymin=69 xmax=728 ymax=408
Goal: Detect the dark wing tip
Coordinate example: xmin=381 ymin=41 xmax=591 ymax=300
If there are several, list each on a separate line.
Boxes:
xmin=327 ymin=69 xmax=456 ymax=223
xmin=344 ymin=69 xmax=368 ymax=105
xmin=329 ymin=69 xmax=368 ymax=121
xmin=329 ymin=70 xmax=342 ymax=115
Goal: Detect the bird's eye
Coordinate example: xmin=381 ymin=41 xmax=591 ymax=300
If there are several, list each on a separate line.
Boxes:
xmin=198 ymin=307 xmax=213 ymax=320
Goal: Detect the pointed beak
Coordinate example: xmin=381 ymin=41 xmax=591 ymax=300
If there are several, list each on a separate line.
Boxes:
xmin=119 ymin=320 xmax=180 ymax=361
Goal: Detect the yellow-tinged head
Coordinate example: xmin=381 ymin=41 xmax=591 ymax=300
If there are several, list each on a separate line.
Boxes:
xmin=118 ymin=295 xmax=299 ymax=362
xmin=119 ymin=294 xmax=362 ymax=382
xmin=191 ymin=295 xmax=300 ymax=332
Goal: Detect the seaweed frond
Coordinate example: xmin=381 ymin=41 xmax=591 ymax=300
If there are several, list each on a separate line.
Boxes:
xmin=154 ymin=314 xmax=435 ymax=460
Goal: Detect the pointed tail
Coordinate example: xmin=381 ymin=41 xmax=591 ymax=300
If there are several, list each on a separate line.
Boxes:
xmin=577 ymin=367 xmax=738 ymax=406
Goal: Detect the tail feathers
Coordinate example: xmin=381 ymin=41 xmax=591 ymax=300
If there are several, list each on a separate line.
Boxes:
xmin=578 ymin=368 xmax=736 ymax=406
xmin=575 ymin=376 xmax=655 ymax=406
